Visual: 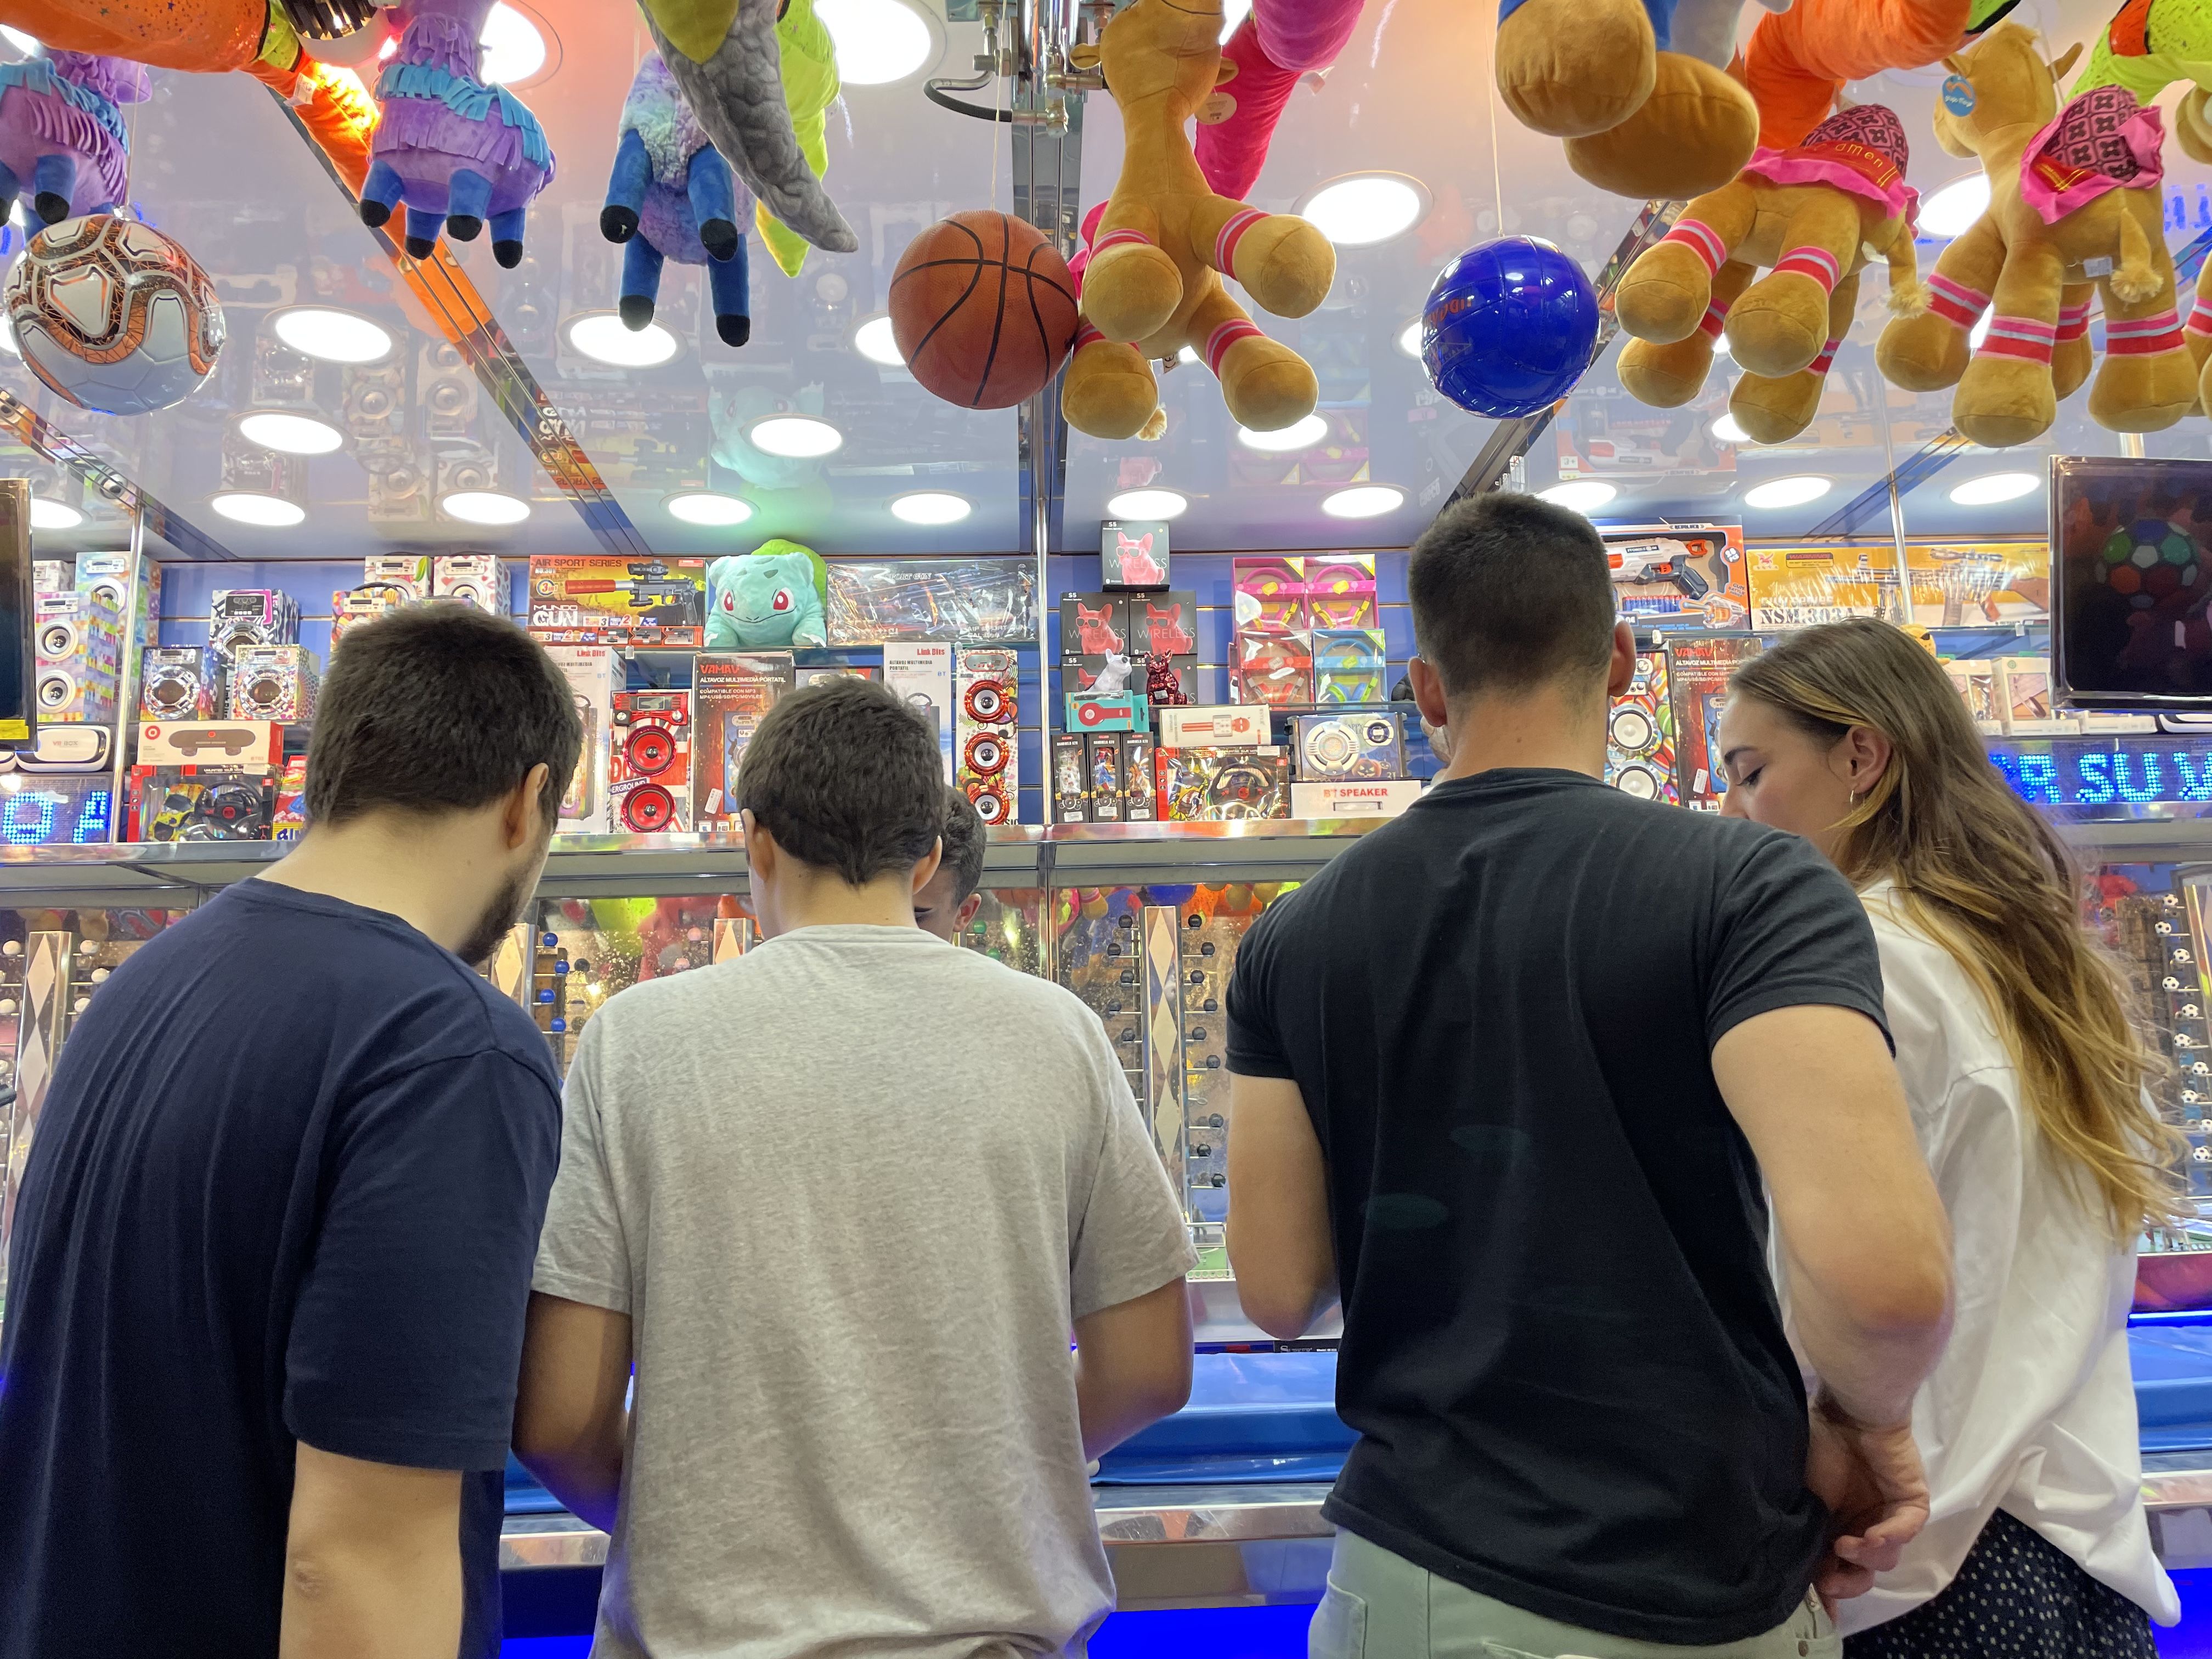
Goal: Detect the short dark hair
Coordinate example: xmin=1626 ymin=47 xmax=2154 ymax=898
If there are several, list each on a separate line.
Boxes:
xmin=306 ymin=605 xmax=582 ymax=828
xmin=737 ymin=676 xmax=943 ymax=886
xmin=939 ymin=783 xmax=986 ymax=905
xmin=1407 ymin=494 xmax=1617 ymax=699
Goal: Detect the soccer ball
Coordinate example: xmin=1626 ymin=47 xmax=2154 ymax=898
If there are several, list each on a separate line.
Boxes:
xmin=2097 ymin=517 xmax=2206 ymax=616
xmin=4 ymin=216 xmax=224 ymax=416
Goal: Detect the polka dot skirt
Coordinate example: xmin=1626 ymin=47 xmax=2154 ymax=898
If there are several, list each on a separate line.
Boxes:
xmin=1844 ymin=1509 xmax=2157 ymax=1659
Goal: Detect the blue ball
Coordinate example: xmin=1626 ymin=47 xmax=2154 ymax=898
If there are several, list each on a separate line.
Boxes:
xmin=1420 ymin=236 xmax=1600 ymax=420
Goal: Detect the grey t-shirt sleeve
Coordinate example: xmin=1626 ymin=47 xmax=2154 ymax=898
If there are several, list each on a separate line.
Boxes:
xmin=532 ymin=1018 xmax=633 ymax=1314
xmin=1069 ymin=1019 xmax=1199 ymax=1322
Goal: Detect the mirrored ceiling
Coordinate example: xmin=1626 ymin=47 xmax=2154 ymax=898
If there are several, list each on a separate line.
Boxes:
xmin=0 ymin=0 xmax=2204 ymax=560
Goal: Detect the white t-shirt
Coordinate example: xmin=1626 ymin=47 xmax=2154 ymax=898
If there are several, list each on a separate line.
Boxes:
xmin=1838 ymin=881 xmax=2180 ymax=1634
xmin=533 ymin=924 xmax=1199 ymax=1659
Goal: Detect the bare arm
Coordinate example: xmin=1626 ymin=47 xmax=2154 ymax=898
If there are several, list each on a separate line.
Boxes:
xmin=280 ymin=1443 xmax=462 ymax=1659
xmin=1073 ymin=1277 xmax=1194 ymax=1460
xmin=512 ymin=1291 xmax=633 ymax=1533
xmin=1224 ymin=1074 xmax=1338 ymax=1340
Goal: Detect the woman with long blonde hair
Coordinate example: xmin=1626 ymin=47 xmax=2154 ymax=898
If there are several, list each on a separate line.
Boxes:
xmin=1718 ymin=617 xmax=2184 ymax=1658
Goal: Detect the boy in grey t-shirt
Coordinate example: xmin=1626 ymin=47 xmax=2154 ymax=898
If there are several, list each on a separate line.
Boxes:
xmin=515 ymin=678 xmax=1197 ymax=1659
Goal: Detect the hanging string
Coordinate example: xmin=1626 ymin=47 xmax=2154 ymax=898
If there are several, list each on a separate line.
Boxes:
xmin=990 ymin=22 xmax=1007 ymax=215
xmin=1484 ymin=29 xmax=1504 ymax=236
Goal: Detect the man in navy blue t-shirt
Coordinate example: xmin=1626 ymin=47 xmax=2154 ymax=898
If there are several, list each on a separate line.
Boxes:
xmin=0 ymin=606 xmax=582 ymax=1659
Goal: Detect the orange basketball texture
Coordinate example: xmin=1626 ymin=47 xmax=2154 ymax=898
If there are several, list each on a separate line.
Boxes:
xmin=890 ymin=212 xmax=1080 ymax=409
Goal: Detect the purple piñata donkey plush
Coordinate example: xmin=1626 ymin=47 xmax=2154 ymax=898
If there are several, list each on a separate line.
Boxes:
xmin=360 ymin=0 xmax=555 ymax=267
xmin=0 ymin=51 xmax=149 ymax=230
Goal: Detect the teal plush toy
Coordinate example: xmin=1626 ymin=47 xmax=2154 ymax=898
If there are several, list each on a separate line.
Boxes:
xmin=706 ymin=540 xmax=828 ymax=648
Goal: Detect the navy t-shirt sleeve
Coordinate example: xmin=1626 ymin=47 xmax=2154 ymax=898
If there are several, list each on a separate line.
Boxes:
xmin=1225 ymin=903 xmax=1296 ymax=1080
xmin=1705 ymin=832 xmax=1890 ymax=1051
xmin=284 ymin=1048 xmax=561 ymax=1471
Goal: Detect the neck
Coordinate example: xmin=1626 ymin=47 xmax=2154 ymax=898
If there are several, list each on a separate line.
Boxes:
xmin=1434 ymin=684 xmax=1607 ymax=783
xmin=256 ymin=812 xmax=504 ymax=956
xmin=764 ymin=870 xmax=917 ymax=936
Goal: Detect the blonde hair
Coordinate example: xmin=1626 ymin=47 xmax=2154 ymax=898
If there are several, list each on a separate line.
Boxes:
xmin=1731 ymin=618 xmax=2188 ymax=1242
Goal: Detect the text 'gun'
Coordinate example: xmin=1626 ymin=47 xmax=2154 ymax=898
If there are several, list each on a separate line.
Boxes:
xmin=1606 ymin=538 xmax=1711 ymax=601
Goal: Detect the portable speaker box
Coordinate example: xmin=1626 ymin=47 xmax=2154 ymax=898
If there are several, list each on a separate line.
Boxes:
xmin=139 ymin=644 xmax=224 ymax=720
xmin=362 ymin=554 xmax=431 ymax=602
xmin=35 ymin=589 xmax=122 ymax=725
xmin=227 ymin=645 xmax=319 ymax=725
xmin=610 ymin=690 xmax=693 ymax=833
xmin=433 ymin=554 xmax=504 ymax=612
xmin=546 ymin=645 xmax=616 ymax=831
xmin=955 ymin=647 xmax=1020 ymax=827
xmin=208 ymin=589 xmax=301 ymax=658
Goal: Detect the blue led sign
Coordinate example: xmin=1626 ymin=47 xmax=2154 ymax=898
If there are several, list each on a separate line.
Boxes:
xmin=0 ymin=780 xmax=110 ymax=846
xmin=1990 ymin=741 xmax=2212 ymax=812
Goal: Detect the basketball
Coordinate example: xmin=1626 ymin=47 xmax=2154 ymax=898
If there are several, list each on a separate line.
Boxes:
xmin=889 ymin=211 xmax=1079 ymax=410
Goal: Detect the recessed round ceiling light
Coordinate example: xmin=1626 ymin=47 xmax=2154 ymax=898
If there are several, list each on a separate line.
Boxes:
xmin=210 ymin=492 xmax=306 ymax=528
xmin=1920 ymin=174 xmax=1990 ymax=239
xmin=566 ymin=311 xmax=679 ymax=368
xmin=478 ymin=2 xmax=548 ymax=84
xmin=815 ymin=0 xmax=936 ymax=84
xmin=1107 ymin=488 xmax=1188 ymax=520
xmin=1709 ymin=411 xmax=1747 ymax=444
xmin=1538 ymin=479 xmax=1617 ymax=514
xmin=236 ymin=410 xmax=345 ymax=456
xmin=27 ymin=498 xmax=80 ymax=531
xmin=1742 ymin=475 xmax=1832 ymax=510
xmin=440 ymin=489 xmax=531 ymax=526
xmin=1238 ymin=413 xmax=1329 ymax=453
xmin=1949 ymin=471 xmax=2041 ymax=506
xmin=665 ymin=490 xmax=754 ymax=526
xmin=1296 ymin=174 xmax=1429 ymax=247
xmin=272 ymin=307 xmax=394 ymax=365
xmin=891 ymin=490 xmax=972 ymax=524
xmin=1220 ymin=0 xmax=1252 ymax=40
xmin=1322 ymin=484 xmax=1403 ymax=519
xmin=852 ymin=314 xmax=904 ymax=366
xmin=0 ymin=27 xmax=37 ymax=56
xmin=1397 ymin=320 xmax=1421 ymax=358
xmin=748 ymin=415 xmax=844 ymax=459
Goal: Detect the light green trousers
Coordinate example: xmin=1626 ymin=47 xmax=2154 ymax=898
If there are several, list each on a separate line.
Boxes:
xmin=1309 ymin=1530 xmax=1840 ymax=1659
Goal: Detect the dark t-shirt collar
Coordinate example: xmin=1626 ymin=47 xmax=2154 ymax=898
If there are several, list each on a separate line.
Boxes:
xmin=1418 ymin=767 xmax=1609 ymax=806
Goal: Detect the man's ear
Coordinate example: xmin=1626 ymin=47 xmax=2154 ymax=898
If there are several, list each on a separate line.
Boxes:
xmin=510 ymin=763 xmax=552 ymax=849
xmin=1406 ymin=654 xmax=1450 ymax=732
xmin=956 ymin=891 xmax=984 ymax=932
xmin=1605 ymin=620 xmax=1637 ymax=699
xmin=911 ymin=836 xmax=944 ymax=895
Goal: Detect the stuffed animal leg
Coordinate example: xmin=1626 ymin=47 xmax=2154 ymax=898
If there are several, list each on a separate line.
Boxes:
xmin=1877 ymin=215 xmax=2004 ymax=392
xmin=1731 ymin=269 xmax=1861 ymax=444
xmin=0 ymin=52 xmax=148 ymax=230
xmin=1618 ymin=258 xmax=1756 ymax=407
xmin=1726 ymin=192 xmax=1877 ymax=379
xmin=1194 ymin=0 xmax=1366 ymax=201
xmin=641 ymin=0 xmax=857 ymax=256
xmin=1064 ymin=329 xmax=1166 ymax=442
xmin=1187 ymin=281 xmax=1321 ymax=432
xmin=2087 ymin=219 xmax=2195 ymax=435
xmin=1617 ymin=183 xmax=1758 ymax=346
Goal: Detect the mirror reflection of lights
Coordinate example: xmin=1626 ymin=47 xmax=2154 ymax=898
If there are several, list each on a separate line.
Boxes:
xmin=439 ymin=490 xmax=532 ymax=526
xmin=565 ymin=311 xmax=679 ymax=368
xmin=1321 ymin=484 xmax=1403 ymax=519
xmin=665 ymin=492 xmax=755 ymax=527
xmin=210 ymin=493 xmax=306 ymax=528
xmin=27 ymin=498 xmax=80 ymax=531
xmin=748 ymin=416 xmax=844 ymax=459
xmin=0 ymin=27 xmax=37 ymax=57
xmin=271 ymin=308 xmax=395 ymax=365
xmin=891 ymin=492 xmax=972 ymax=525
xmin=1709 ymin=412 xmax=1748 ymax=444
xmin=852 ymin=314 xmax=904 ymax=366
xmin=1107 ymin=488 xmax=1188 ymax=520
xmin=1538 ymin=480 xmax=1617 ymax=514
xmin=1296 ymin=174 xmax=1430 ymax=247
xmin=237 ymin=411 xmax=345 ymax=456
xmin=1948 ymin=471 xmax=2040 ymax=506
xmin=1396 ymin=320 xmax=1421 ymax=358
xmin=815 ymin=0 xmax=936 ymax=84
xmin=1920 ymin=175 xmax=1991 ymax=239
xmin=478 ymin=3 xmax=548 ymax=84
xmin=1238 ymin=414 xmax=1329 ymax=453
xmin=1742 ymin=475 xmax=1832 ymax=510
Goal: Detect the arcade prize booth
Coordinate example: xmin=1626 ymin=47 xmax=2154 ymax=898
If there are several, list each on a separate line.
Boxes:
xmin=18 ymin=0 xmax=2212 ymax=1649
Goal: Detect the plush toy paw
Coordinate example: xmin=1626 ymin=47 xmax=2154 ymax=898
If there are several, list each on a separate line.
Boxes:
xmin=1229 ymin=215 xmax=1335 ymax=320
xmin=32 ymin=190 xmax=70 ymax=227
xmin=718 ymin=313 xmax=752 ymax=347
xmin=601 ymin=204 xmax=639 ymax=242
xmin=1494 ymin=0 xmax=1655 ymax=139
xmin=1617 ymin=334 xmax=1717 ymax=408
xmin=2089 ymin=347 xmax=2196 ymax=435
xmin=1954 ymin=354 xmax=2057 ymax=449
xmin=1561 ymin=53 xmax=1758 ymax=200
xmin=494 ymin=240 xmax=524 ymax=268
xmin=700 ymin=218 xmax=741 ymax=262
xmin=404 ymin=234 xmax=438 ymax=259
xmin=1064 ymin=337 xmax=1163 ymax=439
xmin=360 ymin=198 xmax=393 ymax=230
xmin=1725 ymin=272 xmax=1831 ymax=378
xmin=1139 ymin=408 xmax=1169 ymax=441
xmin=620 ymin=294 xmax=657 ymax=331
xmin=1730 ymin=366 xmax=1823 ymax=446
xmin=1220 ymin=334 xmax=1321 ymax=432
xmin=447 ymin=212 xmax=484 ymax=242
xmin=1876 ymin=312 xmax=1972 ymax=393
xmin=2180 ymin=89 xmax=2212 ymax=168
xmin=1083 ymin=240 xmax=1185 ymax=343
xmin=1616 ymin=242 xmax=1716 ymax=345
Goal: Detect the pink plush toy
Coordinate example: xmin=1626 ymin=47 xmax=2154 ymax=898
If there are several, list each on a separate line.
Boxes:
xmin=1194 ymin=0 xmax=1365 ymax=201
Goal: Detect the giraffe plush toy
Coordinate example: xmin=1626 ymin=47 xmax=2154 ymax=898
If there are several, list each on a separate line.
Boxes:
xmin=1876 ymin=22 xmax=2194 ymax=448
xmin=1615 ymin=103 xmax=1927 ymax=445
xmin=1060 ymin=0 xmax=1336 ymax=441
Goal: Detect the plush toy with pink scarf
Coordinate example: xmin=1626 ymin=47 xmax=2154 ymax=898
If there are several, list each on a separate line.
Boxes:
xmin=0 ymin=51 xmax=149 ymax=231
xmin=1193 ymin=0 xmax=1365 ymax=201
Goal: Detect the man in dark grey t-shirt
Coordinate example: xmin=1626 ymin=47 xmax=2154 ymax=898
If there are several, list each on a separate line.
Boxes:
xmin=1226 ymin=496 xmax=1957 ymax=1659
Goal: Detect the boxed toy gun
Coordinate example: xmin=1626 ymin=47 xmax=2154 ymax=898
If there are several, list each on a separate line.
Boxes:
xmin=209 ymin=589 xmax=301 ymax=658
xmin=35 ymin=588 xmax=122 ymax=725
xmin=433 ymin=554 xmax=504 ymax=611
xmin=1158 ymin=746 xmax=1292 ymax=821
xmin=546 ymin=645 xmax=617 ymax=831
xmin=1604 ymin=652 xmax=1677 ymax=803
xmin=1599 ymin=522 xmax=1750 ymax=631
xmin=694 ymin=653 xmax=794 ymax=830
xmin=228 ymin=645 xmax=319 ymax=724
xmin=528 ymin=556 xmax=707 ymax=648
xmin=610 ymin=689 xmax=693 ymax=833
xmin=826 ymin=560 xmax=1036 ymax=645
xmin=126 ymin=764 xmax=283 ymax=842
xmin=1062 ymin=593 xmax=1129 ymax=666
xmin=955 ymin=647 xmax=1020 ymax=827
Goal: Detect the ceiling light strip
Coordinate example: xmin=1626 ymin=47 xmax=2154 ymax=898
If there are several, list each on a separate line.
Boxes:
xmin=262 ymin=84 xmax=653 ymax=560
xmin=0 ymin=390 xmax=240 ymax=562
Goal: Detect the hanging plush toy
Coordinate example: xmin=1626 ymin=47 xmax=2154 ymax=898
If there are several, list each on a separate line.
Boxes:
xmin=1742 ymin=0 xmax=2022 ymax=151
xmin=1876 ymin=25 xmax=2194 ymax=448
xmin=1059 ymin=0 xmax=1335 ymax=442
xmin=362 ymin=0 xmax=556 ymax=265
xmin=752 ymin=0 xmax=839 ymax=279
xmin=1616 ymin=104 xmax=1926 ymax=445
xmin=0 ymin=51 xmax=148 ymax=230
xmin=1194 ymin=0 xmax=1364 ymax=201
xmin=1492 ymin=0 xmax=1772 ymax=200
xmin=706 ymin=540 xmax=828 ymax=649
xmin=635 ymin=0 xmax=857 ymax=258
xmin=604 ymin=52 xmax=752 ymax=347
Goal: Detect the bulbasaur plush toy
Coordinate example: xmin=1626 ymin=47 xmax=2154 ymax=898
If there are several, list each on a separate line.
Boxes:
xmin=706 ymin=540 xmax=827 ymax=648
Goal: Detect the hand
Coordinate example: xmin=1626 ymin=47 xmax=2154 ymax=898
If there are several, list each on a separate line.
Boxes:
xmin=1803 ymin=1393 xmax=1931 ymax=1619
